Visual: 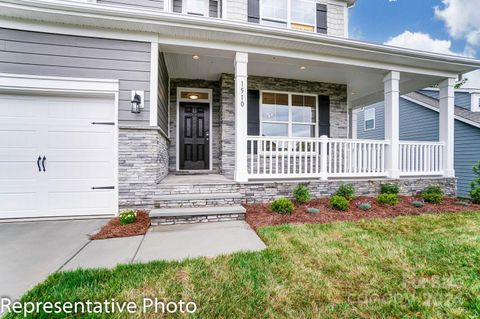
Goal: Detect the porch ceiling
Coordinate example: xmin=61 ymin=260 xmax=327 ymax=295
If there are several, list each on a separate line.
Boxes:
xmin=162 ymin=46 xmax=440 ymax=108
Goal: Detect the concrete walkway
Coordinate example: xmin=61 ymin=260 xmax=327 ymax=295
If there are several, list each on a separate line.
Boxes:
xmin=1 ymin=219 xmax=265 ymax=303
xmin=63 ymin=221 xmax=266 ymax=268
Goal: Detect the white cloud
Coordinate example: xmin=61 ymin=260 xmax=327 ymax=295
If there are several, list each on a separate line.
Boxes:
xmin=384 ymin=31 xmax=464 ymax=56
xmin=435 ymin=0 xmax=480 ymax=47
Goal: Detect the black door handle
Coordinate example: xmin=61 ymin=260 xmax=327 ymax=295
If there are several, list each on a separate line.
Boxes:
xmin=42 ymin=156 xmax=46 ymax=172
xmin=37 ymin=156 xmax=41 ymax=172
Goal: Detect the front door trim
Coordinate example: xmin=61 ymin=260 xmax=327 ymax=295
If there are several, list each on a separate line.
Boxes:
xmin=176 ymin=87 xmax=213 ymax=171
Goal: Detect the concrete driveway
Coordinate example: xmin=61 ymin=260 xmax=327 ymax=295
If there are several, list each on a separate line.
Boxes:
xmin=0 ymin=219 xmax=106 ymax=301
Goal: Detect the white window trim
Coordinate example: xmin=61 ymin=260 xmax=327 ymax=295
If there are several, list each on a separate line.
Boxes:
xmin=259 ymin=0 xmax=317 ymax=32
xmin=364 ymin=107 xmax=375 ymax=131
xmin=176 ymin=87 xmax=213 ymax=171
xmin=182 ymin=0 xmax=210 ymax=17
xmin=259 ymin=90 xmax=318 ymax=138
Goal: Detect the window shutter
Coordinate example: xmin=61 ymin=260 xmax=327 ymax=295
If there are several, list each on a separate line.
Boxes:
xmin=316 ymin=3 xmax=327 ymax=34
xmin=248 ymin=90 xmax=260 ymax=135
xmin=318 ymin=95 xmax=330 ymax=137
xmin=248 ymin=0 xmax=260 ymax=23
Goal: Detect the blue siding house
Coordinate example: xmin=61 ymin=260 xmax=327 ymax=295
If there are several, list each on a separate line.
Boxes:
xmin=355 ymin=89 xmax=480 ymax=196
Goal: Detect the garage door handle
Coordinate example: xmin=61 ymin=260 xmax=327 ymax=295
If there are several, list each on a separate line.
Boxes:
xmin=37 ymin=156 xmax=42 ymax=172
xmin=41 ymin=156 xmax=46 ymax=172
xmin=92 ymin=186 xmax=115 ymax=190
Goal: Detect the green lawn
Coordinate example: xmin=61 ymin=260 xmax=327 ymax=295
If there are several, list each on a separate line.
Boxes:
xmin=6 ymin=212 xmax=480 ymax=318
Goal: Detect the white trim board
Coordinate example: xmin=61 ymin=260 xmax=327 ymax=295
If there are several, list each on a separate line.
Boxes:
xmin=175 ymin=87 xmax=213 ymax=171
xmin=402 ymin=95 xmax=480 ymax=129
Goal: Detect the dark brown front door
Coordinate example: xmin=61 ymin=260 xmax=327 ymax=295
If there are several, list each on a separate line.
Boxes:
xmin=179 ymin=102 xmax=210 ymax=170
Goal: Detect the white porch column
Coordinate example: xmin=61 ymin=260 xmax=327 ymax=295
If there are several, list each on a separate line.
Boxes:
xmin=234 ymin=52 xmax=249 ymax=182
xmin=384 ymin=71 xmax=400 ymax=179
xmin=439 ymin=78 xmax=456 ymax=177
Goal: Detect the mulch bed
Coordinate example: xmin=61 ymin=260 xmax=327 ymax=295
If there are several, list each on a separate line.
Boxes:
xmin=90 ymin=211 xmax=151 ymax=240
xmin=245 ymin=196 xmax=480 ymax=229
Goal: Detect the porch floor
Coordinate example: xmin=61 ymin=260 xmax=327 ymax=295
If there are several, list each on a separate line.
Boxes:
xmin=160 ymin=174 xmax=235 ymax=185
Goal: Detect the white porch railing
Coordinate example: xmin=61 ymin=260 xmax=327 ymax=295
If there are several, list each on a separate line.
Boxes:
xmin=246 ymin=136 xmax=444 ymax=180
xmin=247 ymin=136 xmax=389 ymax=179
xmin=399 ymin=141 xmax=444 ymax=176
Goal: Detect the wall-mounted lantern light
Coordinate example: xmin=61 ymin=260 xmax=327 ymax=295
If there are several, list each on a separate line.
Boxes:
xmin=131 ymin=90 xmax=144 ymax=114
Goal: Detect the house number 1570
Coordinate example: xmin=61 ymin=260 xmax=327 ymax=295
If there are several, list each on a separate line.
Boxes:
xmin=240 ymin=80 xmax=245 ymax=107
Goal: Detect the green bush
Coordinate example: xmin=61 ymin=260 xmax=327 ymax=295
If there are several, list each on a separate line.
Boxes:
xmin=271 ymin=197 xmax=294 ymax=214
xmin=470 ymin=161 xmax=480 ymax=204
xmin=307 ymin=207 xmax=320 ymax=214
xmin=377 ymin=194 xmax=399 ymax=206
xmin=411 ymin=201 xmax=424 ymax=208
xmin=119 ymin=210 xmax=136 ymax=225
xmin=330 ymin=195 xmax=350 ymax=211
xmin=336 ymin=184 xmax=356 ymax=200
xmin=380 ymin=183 xmax=400 ymax=195
xmin=293 ymin=184 xmax=311 ymax=203
xmin=421 ymin=185 xmax=444 ymax=204
xmin=358 ymin=203 xmax=371 ymax=211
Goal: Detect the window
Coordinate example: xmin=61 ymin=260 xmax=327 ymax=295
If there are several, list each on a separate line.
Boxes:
xmin=364 ymin=108 xmax=375 ymax=130
xmin=261 ymin=0 xmax=288 ymax=28
xmin=290 ymin=0 xmax=316 ymax=32
xmin=260 ymin=0 xmax=317 ymax=32
xmin=261 ymin=92 xmax=317 ymax=137
xmin=184 ymin=0 xmax=208 ymax=16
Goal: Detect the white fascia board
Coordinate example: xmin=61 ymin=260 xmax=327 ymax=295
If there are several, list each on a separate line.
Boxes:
xmin=1 ymin=0 xmax=480 ymax=75
xmin=402 ymin=95 xmax=480 ymax=129
xmin=0 ymin=73 xmax=119 ymax=94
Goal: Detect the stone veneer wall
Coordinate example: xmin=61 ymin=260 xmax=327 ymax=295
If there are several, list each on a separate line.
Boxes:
xmin=220 ymin=73 xmax=348 ymax=179
xmin=238 ymin=177 xmax=457 ymax=203
xmin=169 ymin=79 xmax=221 ymax=173
xmin=119 ymin=127 xmax=169 ymax=207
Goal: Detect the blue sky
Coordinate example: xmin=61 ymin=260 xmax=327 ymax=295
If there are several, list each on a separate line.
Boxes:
xmin=349 ymin=0 xmax=478 ymax=58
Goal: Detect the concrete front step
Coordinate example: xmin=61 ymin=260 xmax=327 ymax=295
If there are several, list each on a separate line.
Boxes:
xmin=149 ymin=206 xmax=246 ymax=226
xmin=154 ymin=192 xmax=242 ymax=208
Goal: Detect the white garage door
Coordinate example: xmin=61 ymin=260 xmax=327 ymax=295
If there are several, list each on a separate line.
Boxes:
xmin=0 ymin=93 xmax=117 ymax=219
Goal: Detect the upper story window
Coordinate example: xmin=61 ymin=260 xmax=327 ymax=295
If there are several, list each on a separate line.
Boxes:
xmin=364 ymin=108 xmax=375 ymax=131
xmin=249 ymin=0 xmax=326 ymax=33
xmin=173 ymin=0 xmax=221 ymax=18
xmin=184 ymin=0 xmax=208 ymax=16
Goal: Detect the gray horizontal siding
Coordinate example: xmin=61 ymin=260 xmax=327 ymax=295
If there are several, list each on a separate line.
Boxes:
xmin=173 ymin=0 xmax=182 ymax=12
xmin=98 ymin=0 xmax=164 ymax=10
xmin=210 ymin=0 xmax=219 ymax=17
xmin=356 ymin=102 xmax=384 ymax=140
xmin=158 ymin=52 xmax=169 ymax=134
xmin=358 ymin=96 xmax=480 ymax=196
xmin=0 ymin=28 xmax=151 ymax=125
xmin=399 ymin=98 xmax=439 ymax=141
xmin=454 ymin=120 xmax=480 ymax=196
xmin=419 ymin=89 xmax=472 ymax=110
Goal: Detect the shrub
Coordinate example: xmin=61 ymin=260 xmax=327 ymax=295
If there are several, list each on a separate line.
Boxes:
xmin=119 ymin=210 xmax=136 ymax=225
xmin=421 ymin=185 xmax=444 ymax=204
xmin=470 ymin=188 xmax=480 ymax=205
xmin=271 ymin=197 xmax=294 ymax=214
xmin=380 ymin=183 xmax=400 ymax=195
xmin=470 ymin=161 xmax=480 ymax=204
xmin=358 ymin=203 xmax=371 ymax=211
xmin=411 ymin=201 xmax=424 ymax=208
xmin=377 ymin=194 xmax=399 ymax=206
xmin=307 ymin=207 xmax=320 ymax=214
xmin=293 ymin=184 xmax=311 ymax=203
xmin=330 ymin=195 xmax=350 ymax=211
xmin=336 ymin=184 xmax=356 ymax=200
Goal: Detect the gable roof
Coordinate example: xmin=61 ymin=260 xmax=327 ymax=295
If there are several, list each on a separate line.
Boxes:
xmin=403 ymin=91 xmax=480 ymax=128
